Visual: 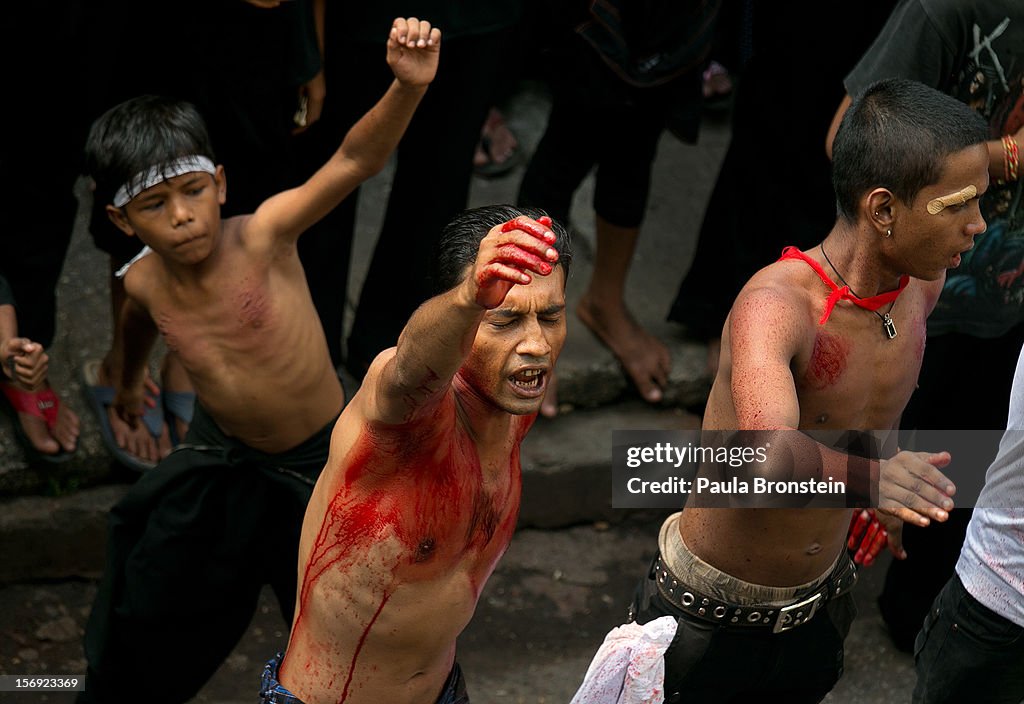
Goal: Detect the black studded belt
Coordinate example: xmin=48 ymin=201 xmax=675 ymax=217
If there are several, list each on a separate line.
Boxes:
xmin=651 ymin=552 xmax=857 ymax=633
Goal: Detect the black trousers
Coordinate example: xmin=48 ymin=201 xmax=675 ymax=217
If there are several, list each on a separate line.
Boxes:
xmin=665 ymin=3 xmax=900 ymax=340
xmin=629 ymin=555 xmax=857 ymax=703
xmin=913 ymin=575 xmax=1024 ymax=704
xmin=78 ymin=405 xmax=334 ymax=704
xmin=292 ymin=11 xmax=515 ymax=375
xmin=517 ymin=34 xmax=689 ymax=231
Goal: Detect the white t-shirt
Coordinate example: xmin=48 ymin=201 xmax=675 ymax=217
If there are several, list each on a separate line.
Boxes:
xmin=957 ymin=344 xmax=1024 ymax=627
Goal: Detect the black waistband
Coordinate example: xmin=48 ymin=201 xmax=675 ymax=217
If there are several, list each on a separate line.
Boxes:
xmin=179 ymin=403 xmax=339 ymax=480
xmin=649 ymin=552 xmax=858 ymax=633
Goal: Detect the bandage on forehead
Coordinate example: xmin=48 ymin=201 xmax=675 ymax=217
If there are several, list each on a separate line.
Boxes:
xmin=926 ymin=184 xmax=977 ymax=215
xmin=112 ymin=155 xmax=216 ymax=207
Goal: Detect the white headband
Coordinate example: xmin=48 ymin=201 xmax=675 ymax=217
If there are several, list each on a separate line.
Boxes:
xmin=112 ymin=155 xmax=216 ymax=207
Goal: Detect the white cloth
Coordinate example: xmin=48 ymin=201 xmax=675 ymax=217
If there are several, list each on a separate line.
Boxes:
xmin=570 ymin=615 xmax=678 ymax=704
xmin=957 ymin=342 xmax=1024 ymax=627
xmin=114 ymin=246 xmax=153 ymax=279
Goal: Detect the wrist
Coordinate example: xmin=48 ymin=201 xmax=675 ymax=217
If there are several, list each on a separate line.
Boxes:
xmin=393 ymin=78 xmax=430 ymax=94
xmin=454 ymin=278 xmax=487 ymax=312
xmin=117 ymin=361 xmax=146 ymax=391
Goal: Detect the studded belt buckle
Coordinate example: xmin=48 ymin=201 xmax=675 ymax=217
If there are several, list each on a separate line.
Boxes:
xmin=772 ymin=592 xmax=822 ymax=633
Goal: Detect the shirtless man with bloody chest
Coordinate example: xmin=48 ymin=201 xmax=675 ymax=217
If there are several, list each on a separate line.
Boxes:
xmin=620 ymin=79 xmax=990 ymax=702
xmin=264 ymin=206 xmax=572 ymax=704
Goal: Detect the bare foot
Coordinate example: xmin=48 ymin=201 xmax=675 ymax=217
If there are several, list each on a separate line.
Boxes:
xmin=702 ymin=61 xmax=733 ymax=99
xmin=47 ymin=390 xmax=79 ymax=453
xmin=577 ymin=296 xmax=671 ymax=403
xmin=473 ymin=108 xmax=519 ymax=176
xmin=3 ymin=382 xmax=80 ymax=455
xmin=97 ymin=360 xmax=171 ymax=464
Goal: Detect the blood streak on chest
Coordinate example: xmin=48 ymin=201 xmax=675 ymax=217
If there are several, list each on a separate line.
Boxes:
xmin=291 ymin=410 xmax=521 ymax=699
xmin=807 ymin=330 xmax=849 ymax=390
xmin=234 ymin=285 xmax=268 ymax=329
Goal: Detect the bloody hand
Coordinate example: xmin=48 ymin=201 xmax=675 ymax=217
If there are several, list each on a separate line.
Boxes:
xmin=472 ymin=215 xmax=558 ymax=310
xmin=847 ymin=509 xmax=888 ymax=566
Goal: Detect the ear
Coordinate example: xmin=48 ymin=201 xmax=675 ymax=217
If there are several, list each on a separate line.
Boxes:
xmin=106 ymin=205 xmax=137 ymax=237
xmin=215 ymin=165 xmax=227 ymax=206
xmin=866 ymin=189 xmax=896 ymax=233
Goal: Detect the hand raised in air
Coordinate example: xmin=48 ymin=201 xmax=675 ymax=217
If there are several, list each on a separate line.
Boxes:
xmin=387 ymin=17 xmax=442 ymax=88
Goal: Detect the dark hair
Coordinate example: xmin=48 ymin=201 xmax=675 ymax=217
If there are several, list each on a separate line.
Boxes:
xmin=84 ymin=94 xmax=216 ymax=207
xmin=433 ymin=204 xmax=573 ymax=294
xmin=832 ymin=77 xmax=989 ymax=221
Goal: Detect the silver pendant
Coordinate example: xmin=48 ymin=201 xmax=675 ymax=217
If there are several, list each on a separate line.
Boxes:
xmin=882 ymin=313 xmax=897 ymax=339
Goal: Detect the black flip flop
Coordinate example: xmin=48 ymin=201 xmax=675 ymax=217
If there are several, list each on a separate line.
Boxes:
xmin=80 ymin=359 xmax=166 ymax=472
xmin=473 ymin=134 xmax=522 ymax=178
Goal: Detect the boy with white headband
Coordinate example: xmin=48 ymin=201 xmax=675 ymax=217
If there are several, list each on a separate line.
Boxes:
xmin=76 ymin=18 xmax=440 ymax=703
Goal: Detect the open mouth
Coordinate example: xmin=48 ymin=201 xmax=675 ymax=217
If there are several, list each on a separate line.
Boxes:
xmin=508 ymin=368 xmax=547 ymax=396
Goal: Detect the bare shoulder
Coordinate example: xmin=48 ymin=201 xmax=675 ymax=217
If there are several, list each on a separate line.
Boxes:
xmin=730 ymin=261 xmax=817 ymax=337
xmin=121 ymin=253 xmax=163 ymax=310
xmin=223 ymin=212 xmax=284 ymax=261
xmin=718 ymin=260 xmax=821 ymax=377
xmin=352 ymin=348 xmax=400 ymax=423
xmin=226 ymin=213 xmax=266 ymax=253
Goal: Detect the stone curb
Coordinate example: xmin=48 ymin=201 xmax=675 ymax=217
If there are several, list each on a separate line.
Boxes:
xmin=0 ymin=338 xmax=711 ymax=496
xmin=0 ymin=401 xmax=701 ymax=583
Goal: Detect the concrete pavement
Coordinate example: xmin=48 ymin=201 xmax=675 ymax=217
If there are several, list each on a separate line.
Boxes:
xmin=0 ymin=513 xmax=916 ymax=704
xmin=0 ymin=80 xmax=922 ymax=702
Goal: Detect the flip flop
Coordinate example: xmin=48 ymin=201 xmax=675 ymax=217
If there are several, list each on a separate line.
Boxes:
xmin=474 ymin=135 xmax=522 ymax=178
xmin=80 ymin=359 xmax=166 ymax=472
xmin=473 ymin=111 xmax=521 ymax=178
xmin=162 ymin=389 xmax=195 ymax=447
xmin=0 ymin=381 xmax=76 ymax=464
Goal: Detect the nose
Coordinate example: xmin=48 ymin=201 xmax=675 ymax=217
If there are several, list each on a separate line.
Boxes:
xmin=967 ymin=199 xmax=987 ymax=236
xmin=169 ymin=195 xmax=193 ymax=227
xmin=516 ymin=315 xmax=552 ymax=359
